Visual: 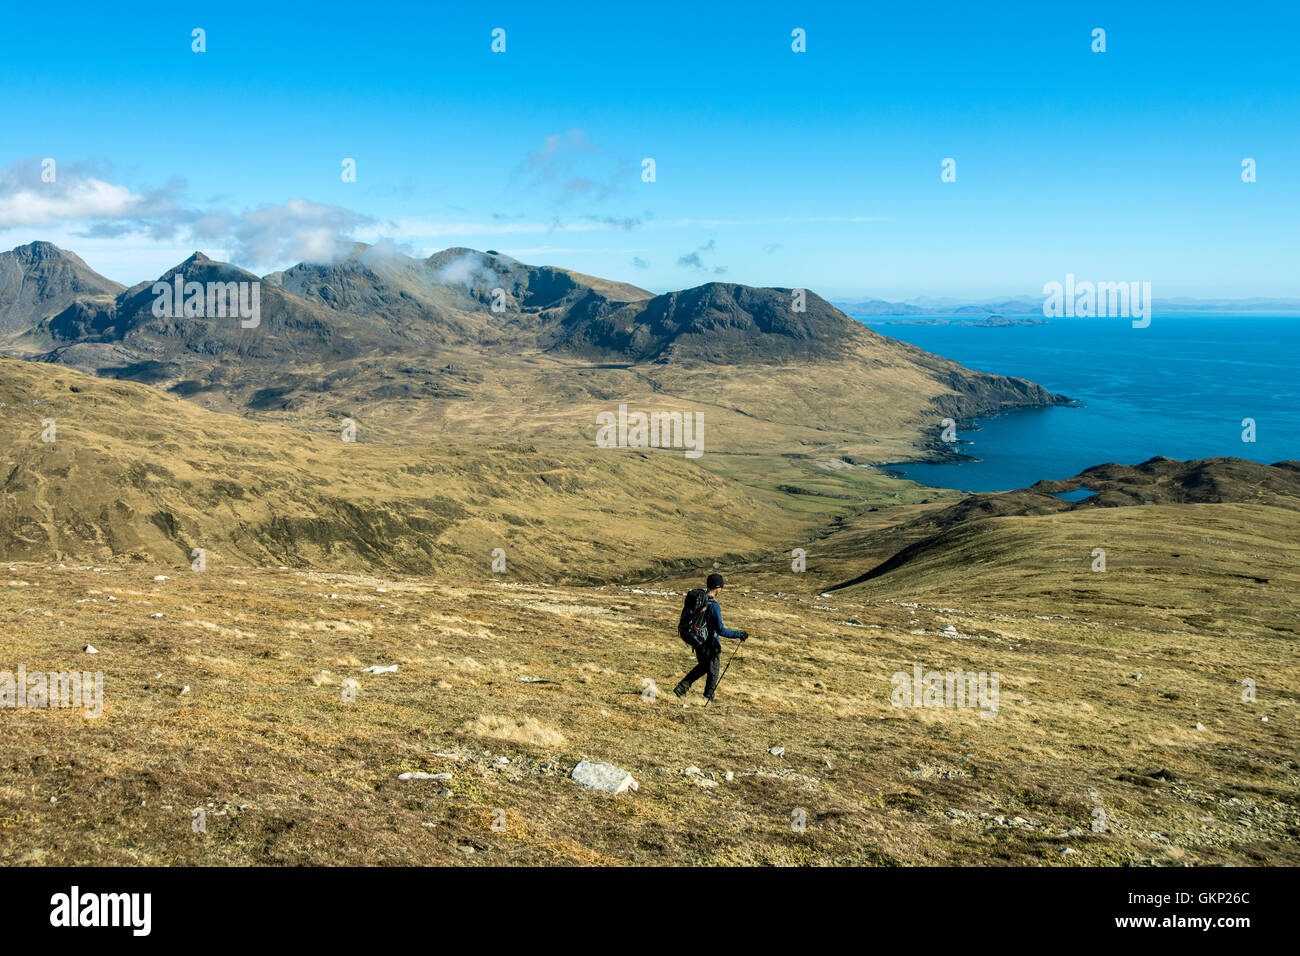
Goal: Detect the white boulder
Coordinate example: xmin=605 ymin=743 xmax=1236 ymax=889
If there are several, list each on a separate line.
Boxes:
xmin=571 ymin=760 xmax=638 ymax=793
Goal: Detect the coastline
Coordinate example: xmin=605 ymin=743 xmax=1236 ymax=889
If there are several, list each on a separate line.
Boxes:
xmin=878 ymin=396 xmax=1085 ymax=489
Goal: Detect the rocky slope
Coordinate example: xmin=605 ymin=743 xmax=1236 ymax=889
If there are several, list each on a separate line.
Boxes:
xmin=0 ymin=241 xmax=124 ymax=337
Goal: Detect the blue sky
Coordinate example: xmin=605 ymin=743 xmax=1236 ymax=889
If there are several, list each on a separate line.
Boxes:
xmin=1 ymin=0 xmax=1297 ymax=299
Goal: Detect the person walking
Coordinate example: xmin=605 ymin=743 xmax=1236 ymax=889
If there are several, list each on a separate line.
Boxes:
xmin=674 ymin=572 xmax=748 ymax=703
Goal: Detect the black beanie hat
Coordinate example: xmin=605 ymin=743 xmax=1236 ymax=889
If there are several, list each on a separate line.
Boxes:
xmin=706 ymin=572 xmax=725 ymax=590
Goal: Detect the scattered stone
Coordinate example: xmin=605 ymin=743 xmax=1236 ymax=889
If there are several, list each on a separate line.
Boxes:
xmin=1195 ymin=723 xmax=1207 ymax=731
xmin=682 ymin=766 xmax=703 ymax=776
xmin=361 ymin=664 xmax=398 ymax=674
xmin=83 ymin=645 xmax=98 ymax=654
xmin=149 ymin=613 xmax=164 ymax=619
xmin=724 ymin=771 xmax=734 ymax=782
xmin=456 ymin=845 xmax=475 ymax=855
xmin=439 ymin=789 xmax=452 ymax=797
xmin=398 ymin=772 xmax=453 ymax=781
xmin=571 ymin=760 xmax=638 ymax=793
xmin=768 ymin=746 xmax=785 ymax=757
xmin=1060 ymin=847 xmax=1078 ymax=856
xmin=153 ymin=575 xmax=168 ymax=582
xmin=179 ymin=686 xmax=190 ymax=695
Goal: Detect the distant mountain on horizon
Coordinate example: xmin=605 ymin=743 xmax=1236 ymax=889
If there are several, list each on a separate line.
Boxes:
xmin=833 ymin=292 xmax=1300 ymax=317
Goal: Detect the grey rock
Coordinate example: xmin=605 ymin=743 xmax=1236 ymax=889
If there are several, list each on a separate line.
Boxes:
xmin=571 ymin=760 xmax=638 ymax=793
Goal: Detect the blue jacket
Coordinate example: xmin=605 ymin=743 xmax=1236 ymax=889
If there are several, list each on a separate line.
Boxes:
xmin=705 ymin=599 xmax=745 ymax=650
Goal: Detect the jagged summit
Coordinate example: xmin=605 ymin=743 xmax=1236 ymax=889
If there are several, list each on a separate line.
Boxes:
xmin=0 ymin=241 xmax=124 ymax=335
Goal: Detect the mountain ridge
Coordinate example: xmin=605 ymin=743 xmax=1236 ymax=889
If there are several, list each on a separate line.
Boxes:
xmin=0 ymin=242 xmax=1072 ymax=444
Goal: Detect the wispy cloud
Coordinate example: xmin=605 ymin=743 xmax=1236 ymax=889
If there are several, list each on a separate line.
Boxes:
xmin=189 ymin=199 xmax=377 ymax=267
xmin=0 ymin=159 xmax=189 ymax=234
xmin=677 ymin=239 xmax=726 ymax=274
xmin=0 ymin=159 xmax=379 ymax=269
xmin=664 ymin=216 xmax=888 ymax=227
xmin=517 ymin=128 xmax=633 ymax=205
xmin=393 ymin=214 xmax=881 ymax=239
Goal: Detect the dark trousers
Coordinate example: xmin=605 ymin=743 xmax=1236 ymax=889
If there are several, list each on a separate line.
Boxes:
xmin=676 ymin=641 xmax=721 ymax=699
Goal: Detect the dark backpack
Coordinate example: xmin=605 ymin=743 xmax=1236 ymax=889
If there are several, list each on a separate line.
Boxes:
xmin=677 ymin=589 xmax=711 ymax=649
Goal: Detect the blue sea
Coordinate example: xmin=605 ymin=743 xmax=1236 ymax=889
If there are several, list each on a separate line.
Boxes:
xmin=858 ymin=314 xmax=1300 ymax=492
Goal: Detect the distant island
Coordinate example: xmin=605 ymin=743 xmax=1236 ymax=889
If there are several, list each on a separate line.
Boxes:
xmin=861 ymin=315 xmax=1048 ymax=327
xmin=833 ymin=293 xmax=1300 ymax=318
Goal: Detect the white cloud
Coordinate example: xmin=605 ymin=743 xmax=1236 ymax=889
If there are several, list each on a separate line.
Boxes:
xmin=0 ymin=176 xmax=141 ymax=226
xmin=0 ymin=160 xmax=379 ymax=270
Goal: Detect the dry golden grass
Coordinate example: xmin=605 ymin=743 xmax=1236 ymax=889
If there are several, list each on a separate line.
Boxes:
xmin=2 ymin=344 xmax=1294 ymax=867
xmin=1 ymin=547 xmax=1295 ymax=866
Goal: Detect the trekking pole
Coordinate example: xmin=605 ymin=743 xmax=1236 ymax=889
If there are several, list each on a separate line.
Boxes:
xmin=705 ymin=640 xmax=743 ymax=707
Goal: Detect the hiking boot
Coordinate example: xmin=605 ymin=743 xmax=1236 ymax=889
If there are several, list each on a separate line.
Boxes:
xmin=672 ymin=684 xmax=687 ymax=699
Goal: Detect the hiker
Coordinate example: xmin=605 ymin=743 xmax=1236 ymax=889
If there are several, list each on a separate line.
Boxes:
xmin=674 ymin=573 xmax=749 ymax=702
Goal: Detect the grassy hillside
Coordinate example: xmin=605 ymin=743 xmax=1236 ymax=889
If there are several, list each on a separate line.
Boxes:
xmin=2 ymin=326 xmax=1295 ymax=868
xmin=825 ymin=504 xmax=1300 ymax=636
xmin=0 ymin=356 xmax=863 ymax=577
xmin=1 ymin=553 xmax=1294 ymax=865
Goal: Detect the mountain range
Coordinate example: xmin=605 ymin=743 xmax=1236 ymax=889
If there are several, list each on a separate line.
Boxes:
xmin=0 ymin=241 xmax=1069 ymax=450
